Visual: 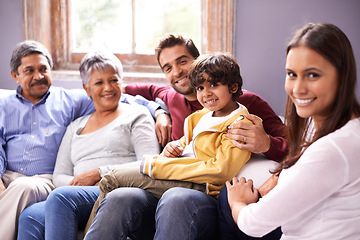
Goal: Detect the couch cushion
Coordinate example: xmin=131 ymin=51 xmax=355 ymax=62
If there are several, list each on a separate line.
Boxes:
xmin=236 ymin=154 xmax=278 ymax=189
xmin=0 ymin=89 xmax=15 ymax=98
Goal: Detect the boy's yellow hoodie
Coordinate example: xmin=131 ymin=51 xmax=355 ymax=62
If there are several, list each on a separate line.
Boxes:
xmin=141 ymin=106 xmax=252 ymax=197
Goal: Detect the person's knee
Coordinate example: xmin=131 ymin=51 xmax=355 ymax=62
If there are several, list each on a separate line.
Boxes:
xmin=159 ymin=187 xmax=203 ymax=208
xmin=155 ymin=188 xmax=218 ymax=239
xmin=45 ymin=187 xmax=76 ymax=210
xmin=19 ymin=205 xmax=43 ymax=227
xmin=158 ymin=188 xmax=217 ymax=215
xmin=105 ymin=187 xmax=151 ymax=206
xmin=18 ymin=202 xmax=46 ymax=239
xmin=157 ymin=188 xmax=200 ymax=217
xmin=13 ymin=177 xmax=45 ymax=198
xmin=97 ymin=188 xmax=157 ymax=221
xmin=159 ymin=187 xmax=189 ymax=204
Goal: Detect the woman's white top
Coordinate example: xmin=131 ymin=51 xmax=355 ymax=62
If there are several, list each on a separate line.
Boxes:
xmin=238 ymin=118 xmax=360 ymax=239
xmin=53 ymin=103 xmax=160 ymax=187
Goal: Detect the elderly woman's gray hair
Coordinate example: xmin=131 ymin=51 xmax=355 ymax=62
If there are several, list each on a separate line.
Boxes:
xmin=79 ymin=52 xmax=124 ymax=86
xmin=10 ymin=40 xmax=53 ymax=74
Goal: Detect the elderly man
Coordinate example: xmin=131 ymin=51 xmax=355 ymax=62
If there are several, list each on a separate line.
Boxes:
xmin=0 ymin=40 xmax=94 ymax=240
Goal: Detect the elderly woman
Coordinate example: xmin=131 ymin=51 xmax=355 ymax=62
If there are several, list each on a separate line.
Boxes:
xmin=17 ymin=52 xmax=161 ymax=240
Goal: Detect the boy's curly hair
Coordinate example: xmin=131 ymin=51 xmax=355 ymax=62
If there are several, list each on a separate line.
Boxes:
xmin=188 ymin=53 xmax=243 ymax=100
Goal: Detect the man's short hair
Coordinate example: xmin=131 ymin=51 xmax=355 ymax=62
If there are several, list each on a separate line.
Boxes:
xmin=155 ymin=34 xmax=200 ymax=67
xmin=10 ymin=40 xmax=53 ymax=74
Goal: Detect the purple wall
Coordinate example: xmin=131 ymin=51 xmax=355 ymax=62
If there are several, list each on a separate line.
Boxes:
xmin=0 ymin=0 xmax=23 ymax=90
xmin=235 ymin=0 xmax=360 ymax=115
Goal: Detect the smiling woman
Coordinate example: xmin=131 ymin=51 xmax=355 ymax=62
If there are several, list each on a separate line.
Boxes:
xmin=285 ymin=46 xmax=339 ymax=128
xmin=222 ymin=23 xmax=360 ymax=240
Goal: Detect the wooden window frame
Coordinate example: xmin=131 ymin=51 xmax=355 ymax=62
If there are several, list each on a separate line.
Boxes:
xmin=23 ymin=0 xmax=235 ymax=77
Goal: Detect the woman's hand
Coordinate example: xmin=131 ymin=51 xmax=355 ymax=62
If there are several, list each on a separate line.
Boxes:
xmin=69 ymin=168 xmax=101 ymax=186
xmin=227 ymin=114 xmax=271 ymax=154
xmin=162 ymin=141 xmax=184 ymax=158
xmin=226 ymin=177 xmax=259 ymax=223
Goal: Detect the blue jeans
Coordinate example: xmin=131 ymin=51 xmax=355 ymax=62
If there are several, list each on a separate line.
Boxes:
xmin=85 ymin=187 xmax=219 ymax=240
xmin=85 ymin=187 xmax=158 ymax=240
xmin=155 ymin=187 xmax=219 ymax=240
xmin=17 ymin=186 xmax=99 ymax=240
xmin=217 ymin=186 xmax=282 ymax=240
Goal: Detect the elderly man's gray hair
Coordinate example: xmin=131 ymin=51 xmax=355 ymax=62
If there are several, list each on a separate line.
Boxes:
xmin=10 ymin=40 xmax=53 ymax=74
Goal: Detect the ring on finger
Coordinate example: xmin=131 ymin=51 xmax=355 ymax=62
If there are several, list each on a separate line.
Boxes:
xmin=244 ymin=136 xmax=247 ymax=143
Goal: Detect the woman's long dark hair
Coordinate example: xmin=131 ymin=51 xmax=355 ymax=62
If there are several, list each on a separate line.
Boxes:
xmin=275 ymin=23 xmax=360 ymax=173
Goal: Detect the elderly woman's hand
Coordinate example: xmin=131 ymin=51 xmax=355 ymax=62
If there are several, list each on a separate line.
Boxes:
xmin=69 ymin=168 xmax=101 ymax=186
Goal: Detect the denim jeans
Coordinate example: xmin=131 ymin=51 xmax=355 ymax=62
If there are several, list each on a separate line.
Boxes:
xmin=154 ymin=187 xmax=219 ymax=240
xmin=85 ymin=187 xmax=219 ymax=240
xmin=84 ymin=187 xmax=158 ymax=240
xmin=217 ymin=186 xmax=282 ymax=240
xmin=85 ymin=167 xmax=207 ymax=230
xmin=17 ymin=186 xmax=99 ymax=240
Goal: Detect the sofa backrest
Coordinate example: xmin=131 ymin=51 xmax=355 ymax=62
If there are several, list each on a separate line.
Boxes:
xmin=0 ymin=89 xmax=16 ymax=98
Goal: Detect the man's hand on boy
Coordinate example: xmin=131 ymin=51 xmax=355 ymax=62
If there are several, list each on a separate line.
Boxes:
xmin=155 ymin=110 xmax=172 ymax=147
xmin=227 ymin=114 xmax=271 ymax=154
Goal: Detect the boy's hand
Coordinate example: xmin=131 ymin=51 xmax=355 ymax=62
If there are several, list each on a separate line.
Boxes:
xmin=162 ymin=141 xmax=184 ymax=158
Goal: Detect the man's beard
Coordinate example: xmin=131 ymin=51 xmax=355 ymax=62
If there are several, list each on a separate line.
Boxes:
xmin=171 ymin=83 xmax=195 ymax=96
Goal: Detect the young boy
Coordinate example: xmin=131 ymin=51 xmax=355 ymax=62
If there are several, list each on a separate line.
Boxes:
xmin=140 ymin=53 xmax=254 ymax=196
xmin=85 ymin=53 xmax=254 ymax=233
